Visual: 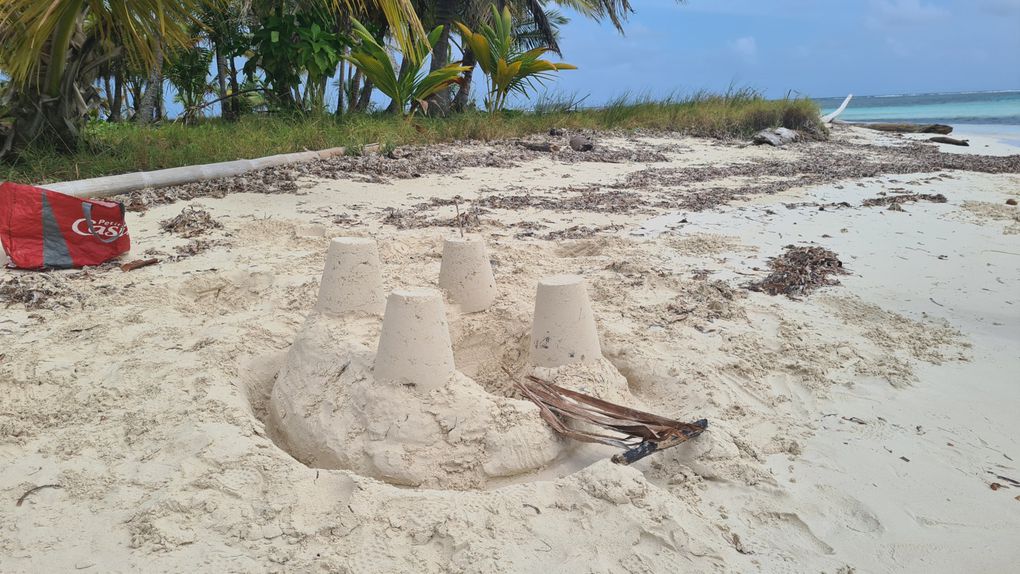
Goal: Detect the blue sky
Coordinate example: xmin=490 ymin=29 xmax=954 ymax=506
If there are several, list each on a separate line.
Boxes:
xmin=540 ymin=0 xmax=1020 ymax=102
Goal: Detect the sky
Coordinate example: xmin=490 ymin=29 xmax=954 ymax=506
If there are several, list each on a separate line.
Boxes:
xmin=537 ymin=0 xmax=1020 ymax=104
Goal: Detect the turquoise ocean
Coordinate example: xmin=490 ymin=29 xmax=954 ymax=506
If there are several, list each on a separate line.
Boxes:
xmin=814 ymin=90 xmax=1020 ymax=145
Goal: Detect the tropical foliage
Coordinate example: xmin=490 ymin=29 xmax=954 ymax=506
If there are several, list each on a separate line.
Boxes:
xmin=244 ymin=11 xmax=345 ymax=111
xmin=0 ymin=0 xmax=694 ymax=163
xmin=345 ymin=20 xmax=469 ymax=115
xmin=456 ymin=6 xmax=576 ymax=112
xmin=166 ymin=42 xmax=215 ymax=123
xmin=0 ymin=0 xmax=425 ymax=160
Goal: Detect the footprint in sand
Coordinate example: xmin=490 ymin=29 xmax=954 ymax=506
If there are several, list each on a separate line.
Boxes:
xmin=815 ymin=484 xmax=884 ymax=534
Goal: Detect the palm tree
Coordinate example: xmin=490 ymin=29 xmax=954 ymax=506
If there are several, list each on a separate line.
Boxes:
xmin=428 ymin=0 xmax=639 ymax=113
xmin=0 ymin=0 xmax=424 ymax=160
xmin=0 ymin=1 xmax=199 ymax=157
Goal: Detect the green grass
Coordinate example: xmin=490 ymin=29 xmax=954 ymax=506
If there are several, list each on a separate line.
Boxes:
xmin=3 ymin=91 xmax=824 ymax=184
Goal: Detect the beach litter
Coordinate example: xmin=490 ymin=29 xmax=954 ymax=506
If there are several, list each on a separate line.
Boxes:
xmin=516 ymin=375 xmax=708 ymax=465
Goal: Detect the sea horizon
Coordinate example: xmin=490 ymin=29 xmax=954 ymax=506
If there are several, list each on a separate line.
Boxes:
xmin=813 ymin=89 xmax=1020 ymax=129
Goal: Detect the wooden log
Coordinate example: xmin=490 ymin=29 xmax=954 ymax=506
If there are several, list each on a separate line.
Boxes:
xmin=928 ymin=136 xmax=970 ymax=147
xmin=753 ymin=128 xmax=800 ymax=147
xmin=120 ymin=258 xmax=159 ymax=272
xmin=860 ymin=123 xmax=953 ymax=134
xmin=517 ymin=141 xmax=562 ymax=153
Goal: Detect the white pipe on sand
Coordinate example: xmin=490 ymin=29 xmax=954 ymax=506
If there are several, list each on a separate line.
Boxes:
xmin=44 ymin=144 xmax=379 ymax=199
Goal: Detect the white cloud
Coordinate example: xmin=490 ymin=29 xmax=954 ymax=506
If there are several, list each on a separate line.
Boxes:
xmin=731 ymin=36 xmax=758 ymax=62
xmin=869 ymin=0 xmax=949 ymax=27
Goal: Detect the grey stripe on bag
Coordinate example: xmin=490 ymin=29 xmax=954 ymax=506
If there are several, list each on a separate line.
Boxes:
xmin=41 ymin=192 xmax=73 ymax=268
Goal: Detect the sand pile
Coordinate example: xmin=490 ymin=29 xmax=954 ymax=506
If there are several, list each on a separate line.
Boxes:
xmin=269 ymin=237 xmax=638 ymax=489
xmin=269 ymin=290 xmax=563 ymax=489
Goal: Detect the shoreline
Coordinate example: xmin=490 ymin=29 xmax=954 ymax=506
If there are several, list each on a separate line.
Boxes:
xmin=2 ymin=126 xmax=1018 ymax=573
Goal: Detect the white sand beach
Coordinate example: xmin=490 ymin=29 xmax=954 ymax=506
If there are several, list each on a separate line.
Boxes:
xmin=1 ymin=126 xmax=1019 ymax=573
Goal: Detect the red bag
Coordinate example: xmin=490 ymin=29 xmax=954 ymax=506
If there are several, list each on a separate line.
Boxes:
xmin=0 ymin=182 xmax=130 ymax=269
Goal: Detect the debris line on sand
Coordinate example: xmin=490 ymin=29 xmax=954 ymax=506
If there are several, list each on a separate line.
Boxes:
xmin=862 ymin=193 xmax=947 ymax=207
xmin=748 ymin=245 xmax=848 ymax=298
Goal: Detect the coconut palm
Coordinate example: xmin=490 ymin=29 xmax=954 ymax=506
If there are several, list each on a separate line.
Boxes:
xmin=456 ymin=5 xmax=575 ymax=112
xmin=0 ymin=0 xmax=424 ymax=160
xmin=345 ymin=19 xmax=469 ymax=114
xmin=431 ymin=0 xmax=644 ymax=112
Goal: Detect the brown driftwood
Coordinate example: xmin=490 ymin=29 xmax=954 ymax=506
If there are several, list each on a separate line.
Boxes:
xmin=753 ymin=127 xmax=801 ymax=147
xmin=120 ymin=258 xmax=159 ymax=272
xmin=860 ymin=123 xmax=953 ymax=134
xmin=517 ymin=141 xmax=561 ymax=153
xmin=515 ymin=375 xmax=707 ymax=465
xmin=928 ymin=136 xmax=969 ymax=147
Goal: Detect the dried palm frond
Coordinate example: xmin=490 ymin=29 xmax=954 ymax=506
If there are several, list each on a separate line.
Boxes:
xmin=516 ymin=375 xmax=708 ymax=465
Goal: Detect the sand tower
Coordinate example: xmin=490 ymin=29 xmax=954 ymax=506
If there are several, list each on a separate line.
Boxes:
xmin=438 ymin=236 xmax=497 ymax=313
xmin=374 ymin=288 xmax=456 ymax=392
xmin=524 ymin=274 xmax=634 ymax=406
xmin=314 ymin=237 xmax=385 ymax=316
xmin=530 ymin=275 xmax=602 ymax=368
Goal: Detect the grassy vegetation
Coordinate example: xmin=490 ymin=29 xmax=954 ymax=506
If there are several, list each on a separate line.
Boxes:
xmin=3 ymin=91 xmax=823 ymax=184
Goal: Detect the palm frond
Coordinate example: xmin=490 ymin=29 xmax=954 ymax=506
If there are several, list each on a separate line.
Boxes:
xmin=516 ymin=375 xmax=708 ymax=465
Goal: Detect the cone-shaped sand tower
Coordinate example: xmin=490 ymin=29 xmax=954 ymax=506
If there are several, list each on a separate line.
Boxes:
xmin=314 ymin=237 xmax=384 ymax=316
xmin=374 ymin=288 xmax=456 ymax=392
xmin=438 ymin=236 xmax=497 ymax=313
xmin=530 ymin=275 xmax=602 ymax=368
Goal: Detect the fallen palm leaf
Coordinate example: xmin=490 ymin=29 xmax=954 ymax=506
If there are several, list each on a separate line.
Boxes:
xmin=515 ymin=375 xmax=707 ymax=465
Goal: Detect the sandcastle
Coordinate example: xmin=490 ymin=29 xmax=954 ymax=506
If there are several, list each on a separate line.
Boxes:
xmin=526 ymin=274 xmax=632 ymax=405
xmin=530 ymin=274 xmax=602 ymax=367
xmin=268 ymin=236 xmax=632 ymax=488
xmin=438 ymin=235 xmax=497 ymax=313
xmin=313 ymin=237 xmax=385 ymax=316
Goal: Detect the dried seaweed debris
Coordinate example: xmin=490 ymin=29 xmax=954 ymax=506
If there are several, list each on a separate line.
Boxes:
xmin=748 ymin=245 xmax=848 ymax=298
